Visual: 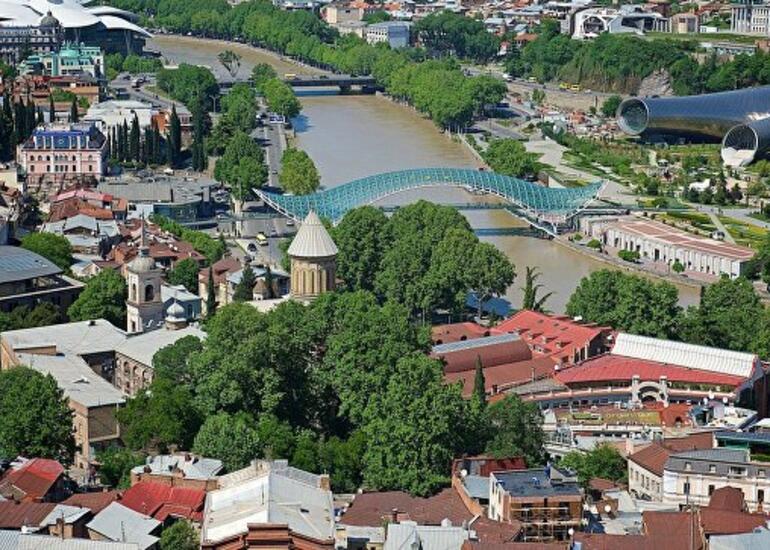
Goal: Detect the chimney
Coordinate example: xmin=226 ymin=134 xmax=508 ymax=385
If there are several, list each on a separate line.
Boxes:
xmin=318 ymin=474 xmax=330 ymax=492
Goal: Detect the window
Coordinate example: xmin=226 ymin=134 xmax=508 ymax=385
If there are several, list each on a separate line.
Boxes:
xmin=684 ymin=482 xmax=691 ymax=495
xmin=144 ymin=284 xmax=154 ymax=302
xmin=760 ymin=470 xmax=766 ymax=478
xmin=29 ymin=165 xmax=34 ymax=172
xmin=760 ymin=490 xmax=765 ymax=503
xmin=685 ymin=462 xmax=692 ymax=471
xmin=708 ymin=485 xmax=715 ymax=496
xmin=709 ymin=465 xmax=716 ymax=474
xmin=729 ymin=466 xmax=747 ymax=477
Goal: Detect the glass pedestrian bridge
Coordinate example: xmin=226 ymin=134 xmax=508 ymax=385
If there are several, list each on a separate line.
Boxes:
xmin=255 ymin=168 xmax=603 ymax=230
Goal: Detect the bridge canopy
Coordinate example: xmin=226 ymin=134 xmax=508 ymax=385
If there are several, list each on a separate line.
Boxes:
xmin=255 ymin=168 xmax=602 ymax=226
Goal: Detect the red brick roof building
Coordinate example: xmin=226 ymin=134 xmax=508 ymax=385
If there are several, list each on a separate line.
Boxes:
xmin=0 ymin=458 xmax=66 ymax=503
xmin=119 ymin=481 xmax=205 ymax=522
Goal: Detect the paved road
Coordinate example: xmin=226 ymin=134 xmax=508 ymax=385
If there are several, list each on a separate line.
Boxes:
xmin=110 ymin=73 xmax=184 ymax=112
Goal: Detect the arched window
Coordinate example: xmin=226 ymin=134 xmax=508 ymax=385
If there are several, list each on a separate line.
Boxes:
xmin=144 ymin=284 xmax=154 ymax=302
xmin=130 ymin=283 xmax=137 ymax=302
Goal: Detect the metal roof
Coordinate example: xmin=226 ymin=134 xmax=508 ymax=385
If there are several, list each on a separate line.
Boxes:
xmin=131 ymin=454 xmax=223 ymax=481
xmin=16 ymin=352 xmax=125 ymax=408
xmin=114 ymin=325 xmax=205 ymax=368
xmin=287 ymin=211 xmax=338 ymax=258
xmin=461 ymin=475 xmax=489 ymax=500
xmin=431 ymin=332 xmax=520 ymax=355
xmin=0 ymin=530 xmax=139 ymax=550
xmin=2 ymin=319 xmax=126 ymax=357
xmin=383 ymin=522 xmax=470 ymax=550
xmin=86 ymin=503 xmax=159 ymax=550
xmin=491 ymin=468 xmax=582 ymax=498
xmin=0 ymin=246 xmax=61 ymax=284
xmin=612 ymin=333 xmax=757 ymax=379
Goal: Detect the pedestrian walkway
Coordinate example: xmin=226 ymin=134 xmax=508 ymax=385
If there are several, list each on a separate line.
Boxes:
xmin=705 ymin=211 xmax=736 ymax=244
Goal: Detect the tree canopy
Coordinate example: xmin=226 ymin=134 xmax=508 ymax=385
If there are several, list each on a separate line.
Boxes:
xmin=0 ymin=367 xmax=75 ymax=465
xmin=279 ymin=148 xmax=320 ymax=195
xmin=167 ymin=258 xmax=200 ymax=294
xmin=21 ymin=232 xmax=73 ymax=270
xmin=213 ymin=131 xmax=267 ymax=205
xmin=483 ymin=138 xmax=541 ymax=178
xmin=560 ymin=444 xmax=627 ymax=487
xmin=484 ymin=394 xmax=545 ymax=467
xmin=68 ymin=269 xmax=127 ymax=329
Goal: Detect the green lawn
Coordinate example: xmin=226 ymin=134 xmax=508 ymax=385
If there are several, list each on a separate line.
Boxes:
xmin=718 ymin=215 xmax=768 ymax=249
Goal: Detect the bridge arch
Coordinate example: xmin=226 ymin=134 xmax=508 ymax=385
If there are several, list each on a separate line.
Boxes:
xmin=255 ymin=168 xmax=603 ymax=231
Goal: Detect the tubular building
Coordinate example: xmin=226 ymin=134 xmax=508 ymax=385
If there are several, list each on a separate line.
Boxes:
xmin=616 ymin=86 xmax=770 ymax=167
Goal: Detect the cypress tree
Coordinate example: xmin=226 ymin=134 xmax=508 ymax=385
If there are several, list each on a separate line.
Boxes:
xmin=168 ymin=105 xmax=181 ymax=168
xmin=151 ymin=121 xmax=161 ymax=165
xmin=233 ymin=264 xmax=256 ymax=302
xmin=48 ymin=93 xmax=55 ymax=123
xmin=121 ymin=120 xmax=129 ymax=162
xmin=25 ymin=100 xmax=35 ymax=135
xmin=36 ymin=107 xmax=43 ymax=125
xmin=69 ymin=96 xmax=78 ymax=122
xmin=206 ymin=266 xmax=217 ymax=318
xmin=14 ymin=101 xmax=24 ymax=141
xmin=129 ymin=113 xmax=140 ymax=162
xmin=143 ymin=126 xmax=152 ymax=166
xmin=472 ymin=355 xmax=486 ymax=406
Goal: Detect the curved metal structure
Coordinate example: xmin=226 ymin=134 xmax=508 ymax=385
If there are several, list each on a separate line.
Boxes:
xmin=255 ymin=168 xmax=603 ymax=228
xmin=617 ymin=86 xmax=770 ymax=166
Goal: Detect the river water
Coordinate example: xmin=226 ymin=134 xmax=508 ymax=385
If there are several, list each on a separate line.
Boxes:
xmin=150 ymin=35 xmax=700 ymax=313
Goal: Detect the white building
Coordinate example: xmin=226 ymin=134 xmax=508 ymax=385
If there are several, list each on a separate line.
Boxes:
xmin=572 ymin=6 xmax=669 ymax=39
xmin=732 ymin=1 xmax=770 ymax=35
xmin=85 ymin=100 xmax=156 ymax=134
xmin=125 ymin=229 xmax=164 ymax=334
xmin=366 ymin=21 xmax=412 ymax=48
xmin=580 ymin=216 xmax=755 ymax=278
xmin=663 ymin=448 xmax=770 ymax=512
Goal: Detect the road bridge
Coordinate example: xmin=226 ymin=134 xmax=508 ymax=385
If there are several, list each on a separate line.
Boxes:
xmin=218 ymin=74 xmax=380 ymax=93
xmin=255 ymin=168 xmax=604 ymax=235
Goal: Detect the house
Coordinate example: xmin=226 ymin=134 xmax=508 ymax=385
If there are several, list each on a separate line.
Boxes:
xmin=365 ymin=21 xmax=412 ymax=48
xmin=451 ymin=456 xmax=527 ymax=515
xmin=627 ymin=432 xmax=714 ymax=501
xmin=198 ymin=256 xmax=241 ymax=315
xmin=120 ymin=482 xmax=206 ymax=523
xmin=384 ymin=522 xmax=470 ymax=550
xmin=0 ymin=245 xmax=84 ymax=314
xmin=0 ymin=319 xmax=128 ymax=469
xmin=113 ymin=323 xmax=205 ymax=396
xmin=0 ymin=457 xmax=67 ymax=502
xmin=130 ymin=453 xmax=223 ymax=491
xmin=18 ymin=123 xmax=108 ymax=195
xmin=85 ymin=100 xmax=156 ymax=134
xmin=161 ymin=284 xmax=201 ymax=322
xmin=663 ymin=448 xmax=770 ymax=512
xmin=0 ymin=502 xmax=90 ymax=536
xmin=63 ymin=490 xmax=121 ymax=515
xmin=201 ymin=460 xmax=334 ymax=549
xmin=41 ymin=213 xmax=120 ymax=255
xmin=86 ymin=502 xmax=160 ymax=550
xmin=18 ymin=42 xmax=104 ymax=78
xmin=488 ymin=467 xmax=583 ymax=542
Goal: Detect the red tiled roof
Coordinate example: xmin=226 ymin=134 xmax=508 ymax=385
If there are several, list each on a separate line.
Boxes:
xmin=0 ymin=458 xmax=64 ymax=502
xmin=628 ymin=433 xmax=714 ymax=477
xmin=48 ymin=198 xmax=115 ymax=222
xmin=555 ymin=354 xmax=745 ymax=387
xmin=573 ymin=533 xmax=651 ymax=550
xmin=62 ymin=490 xmax=120 ymax=514
xmin=462 ymin=543 xmax=566 ymax=550
xmin=700 ymin=508 xmax=768 ymax=536
xmin=120 ymin=482 xmax=205 ymax=522
xmin=0 ymin=501 xmax=56 ymax=528
xmin=643 ymin=511 xmax=703 ymax=550
xmin=588 ymin=478 xmax=618 ymax=492
xmin=445 ymin=357 xmax=556 ymax=397
xmin=198 ymin=256 xmax=241 ymax=284
xmin=471 ymin=516 xmax=522 ymax=545
xmin=340 ymin=489 xmax=472 ymax=527
xmin=496 ymin=310 xmax=608 ymax=365
xmin=53 ymin=188 xmax=113 ymax=204
xmin=431 ymin=322 xmax=502 ymax=345
xmin=708 ymin=486 xmax=745 ymax=512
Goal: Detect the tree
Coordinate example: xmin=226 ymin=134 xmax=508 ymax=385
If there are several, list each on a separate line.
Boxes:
xmin=68 ymin=269 xmax=127 ymax=329
xmin=279 ymin=148 xmax=320 ymax=195
xmin=331 ymin=206 xmax=388 ymax=291
xmin=129 ymin=114 xmax=140 ymax=162
xmin=233 ymin=264 xmax=256 ymax=302
xmin=467 ymin=241 xmax=515 ymax=320
xmin=600 ymin=95 xmax=622 ymax=118
xmin=484 ymin=394 xmax=545 ymax=467
xmin=193 ymin=412 xmax=261 ymax=472
xmin=672 ymin=259 xmax=685 ymax=273
xmin=618 ymin=249 xmax=640 ymax=262
xmin=167 ymin=105 xmax=182 ymax=167
xmin=152 ymin=335 xmax=203 ymax=387
xmin=361 ymin=354 xmax=467 ymax=496
xmin=159 ymin=520 xmax=199 ymax=550
xmin=21 ymin=232 xmax=73 ymax=270
xmin=217 ymin=50 xmax=242 ymax=79
xmin=214 ymin=131 xmax=267 ymax=208
xmin=206 ymin=266 xmax=217 ymax=317
xmin=252 ymin=63 xmax=277 ymax=90
xmin=560 ymin=444 xmax=627 ymax=487
xmin=49 ymin=93 xmax=55 ymax=123
xmin=521 ymin=266 xmax=553 ymax=312
xmin=69 ymin=96 xmax=78 ymax=122
xmin=483 ymin=138 xmax=541 ymax=178
xmin=97 ymin=447 xmax=144 ymax=488
xmin=261 ymin=78 xmax=301 ymax=119
xmin=472 ymin=356 xmax=486 ymax=406
xmin=0 ymin=367 xmax=75 ymax=465
xmin=116 ymin=377 xmax=201 ymax=453
xmin=167 ymin=258 xmax=200 ymax=294
xmin=566 ymin=269 xmax=681 ymax=339
xmin=0 ymin=302 xmax=61 ymax=332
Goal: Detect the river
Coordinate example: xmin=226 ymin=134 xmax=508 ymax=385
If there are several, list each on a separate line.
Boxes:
xmin=150 ymin=35 xmax=700 ymax=313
